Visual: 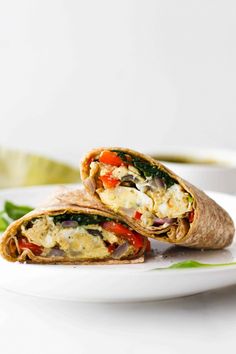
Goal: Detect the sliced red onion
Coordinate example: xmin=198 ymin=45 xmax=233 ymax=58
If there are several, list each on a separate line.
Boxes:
xmin=48 ymin=248 xmax=65 ymax=257
xmin=61 ymin=220 xmax=78 ymax=228
xmin=84 ymin=177 xmax=96 ymax=194
xmin=153 ymin=217 xmax=176 ymax=226
xmin=121 ymin=174 xmax=134 ymax=182
xmin=111 ymin=242 xmax=129 ymax=259
xmin=121 ymin=174 xmax=139 ymax=183
xmin=149 ymin=177 xmax=165 ymax=189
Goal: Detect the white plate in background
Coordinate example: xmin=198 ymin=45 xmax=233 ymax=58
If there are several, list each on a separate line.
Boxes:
xmin=0 ymin=185 xmax=235 ymax=302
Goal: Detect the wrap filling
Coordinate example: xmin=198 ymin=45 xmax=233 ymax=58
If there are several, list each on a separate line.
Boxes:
xmin=7 ymin=213 xmax=148 ymax=261
xmin=85 ymin=150 xmax=194 ymax=231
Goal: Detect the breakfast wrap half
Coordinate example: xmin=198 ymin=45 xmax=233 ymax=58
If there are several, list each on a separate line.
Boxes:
xmin=80 ymin=147 xmax=235 ymax=249
xmin=0 ymin=190 xmax=148 ymax=264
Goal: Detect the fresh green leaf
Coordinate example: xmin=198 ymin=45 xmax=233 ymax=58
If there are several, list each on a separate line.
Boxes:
xmin=53 ymin=213 xmax=113 ymax=226
xmin=4 ymin=201 xmax=33 ymax=220
xmin=152 ymin=259 xmax=236 ymax=270
xmin=111 ymin=151 xmax=175 ymax=188
xmin=0 ymin=216 xmax=9 ymax=231
xmin=187 ymin=195 xmax=194 ymax=203
xmin=131 ymin=156 xmax=175 ymax=188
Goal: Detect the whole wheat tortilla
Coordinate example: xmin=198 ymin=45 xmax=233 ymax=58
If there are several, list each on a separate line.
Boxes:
xmin=80 ymin=147 xmax=235 ymax=249
xmin=0 ymin=189 xmax=146 ymax=264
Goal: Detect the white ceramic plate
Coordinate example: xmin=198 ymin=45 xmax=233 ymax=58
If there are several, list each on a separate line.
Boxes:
xmin=0 ymin=185 xmax=236 ymax=302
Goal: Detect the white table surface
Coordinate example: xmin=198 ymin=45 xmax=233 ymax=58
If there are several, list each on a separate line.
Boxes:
xmin=1 ymin=284 xmax=235 ymax=354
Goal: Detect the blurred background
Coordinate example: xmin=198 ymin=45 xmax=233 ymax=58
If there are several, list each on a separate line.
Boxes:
xmin=0 ymin=0 xmax=235 ymax=166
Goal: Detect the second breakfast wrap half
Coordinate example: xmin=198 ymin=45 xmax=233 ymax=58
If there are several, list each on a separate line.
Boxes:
xmin=0 ymin=189 xmax=148 ymax=264
xmin=80 ymin=147 xmax=235 ymax=249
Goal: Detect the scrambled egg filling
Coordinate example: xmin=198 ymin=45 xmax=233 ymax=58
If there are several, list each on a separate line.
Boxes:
xmin=92 ymin=162 xmax=193 ymax=227
xmin=99 ymin=186 xmax=153 ymax=212
xmin=20 ymin=216 xmax=134 ymax=259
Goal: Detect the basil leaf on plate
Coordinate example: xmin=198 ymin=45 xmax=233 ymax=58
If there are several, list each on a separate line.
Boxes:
xmin=152 ymin=259 xmax=236 ymax=270
xmin=4 ymin=201 xmax=33 ymax=220
xmin=0 ymin=216 xmax=9 ymax=231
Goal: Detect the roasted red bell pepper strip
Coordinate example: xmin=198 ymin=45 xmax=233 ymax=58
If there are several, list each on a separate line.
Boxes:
xmin=18 ymin=237 xmax=43 ymax=256
xmin=100 ymin=172 xmax=120 ymax=188
xmin=102 ymin=221 xmax=144 ymax=249
xmin=134 ymin=211 xmax=142 ymax=220
xmin=189 ymin=210 xmax=194 ymax=223
xmin=99 ymin=151 xmax=124 ymax=167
